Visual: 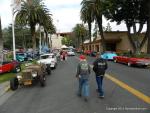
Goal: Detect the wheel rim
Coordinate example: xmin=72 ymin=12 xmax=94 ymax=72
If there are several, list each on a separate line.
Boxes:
xmin=128 ymin=62 xmax=131 ymax=66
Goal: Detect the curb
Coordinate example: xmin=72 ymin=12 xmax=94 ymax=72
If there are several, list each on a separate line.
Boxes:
xmin=0 ymin=82 xmax=11 ymax=97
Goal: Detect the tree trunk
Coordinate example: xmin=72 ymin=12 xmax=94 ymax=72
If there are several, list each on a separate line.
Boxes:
xmin=81 ymin=35 xmax=84 ymax=50
xmin=0 ymin=17 xmax=3 ymax=63
xmin=31 ymin=25 xmax=36 ymax=52
xmin=88 ymin=21 xmax=92 ymax=51
xmin=96 ymin=15 xmax=106 ymax=52
xmin=147 ymin=0 xmax=150 ymax=53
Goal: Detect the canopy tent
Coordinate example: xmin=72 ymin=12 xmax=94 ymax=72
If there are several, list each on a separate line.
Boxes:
xmin=61 ymin=45 xmax=68 ymax=49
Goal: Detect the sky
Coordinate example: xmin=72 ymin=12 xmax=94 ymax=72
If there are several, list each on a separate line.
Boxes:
xmin=0 ymin=0 xmax=146 ymax=33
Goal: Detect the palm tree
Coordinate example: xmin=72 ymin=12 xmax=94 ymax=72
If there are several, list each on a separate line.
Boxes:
xmin=72 ymin=24 xmax=88 ymax=50
xmin=81 ymin=0 xmax=106 ymax=52
xmin=16 ymin=0 xmax=52 ymax=51
xmin=0 ymin=17 xmax=3 ymax=62
xmin=81 ymin=0 xmax=94 ymax=51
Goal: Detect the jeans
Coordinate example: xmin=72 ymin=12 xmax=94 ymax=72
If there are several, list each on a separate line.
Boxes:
xmin=78 ymin=77 xmax=89 ymax=97
xmin=96 ymin=76 xmax=104 ymax=96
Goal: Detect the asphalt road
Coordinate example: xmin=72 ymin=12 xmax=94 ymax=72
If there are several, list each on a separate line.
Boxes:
xmin=0 ymin=56 xmax=149 ymax=113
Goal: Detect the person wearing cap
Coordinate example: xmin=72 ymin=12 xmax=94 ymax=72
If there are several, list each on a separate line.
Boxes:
xmin=76 ymin=55 xmax=91 ymax=101
xmin=93 ymin=54 xmax=108 ymax=98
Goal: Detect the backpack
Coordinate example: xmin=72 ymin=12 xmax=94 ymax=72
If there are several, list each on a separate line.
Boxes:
xmin=79 ymin=61 xmax=89 ymax=75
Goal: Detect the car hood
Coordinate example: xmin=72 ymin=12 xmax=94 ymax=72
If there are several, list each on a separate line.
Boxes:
xmin=37 ymin=59 xmax=52 ymax=64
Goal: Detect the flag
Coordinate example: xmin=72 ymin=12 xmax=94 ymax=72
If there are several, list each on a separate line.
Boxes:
xmin=11 ymin=0 xmax=21 ymax=13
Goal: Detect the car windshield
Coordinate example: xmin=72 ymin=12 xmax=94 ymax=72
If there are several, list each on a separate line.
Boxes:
xmin=41 ymin=55 xmax=53 ymax=59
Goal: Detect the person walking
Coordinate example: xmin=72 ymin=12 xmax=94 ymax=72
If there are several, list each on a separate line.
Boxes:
xmin=76 ymin=55 xmax=91 ymax=101
xmin=93 ymin=54 xmax=108 ymax=98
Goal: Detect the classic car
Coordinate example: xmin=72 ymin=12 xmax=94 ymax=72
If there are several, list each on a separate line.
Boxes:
xmin=37 ymin=53 xmax=57 ymax=69
xmin=113 ymin=54 xmax=150 ymax=67
xmin=10 ymin=63 xmax=49 ymax=90
xmin=101 ymin=52 xmax=117 ymax=60
xmin=16 ymin=52 xmax=28 ymax=62
xmin=0 ymin=60 xmax=21 ymax=74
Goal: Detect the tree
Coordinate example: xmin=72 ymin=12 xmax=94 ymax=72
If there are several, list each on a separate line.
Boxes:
xmin=72 ymin=24 xmax=88 ymax=50
xmin=81 ymin=0 xmax=94 ymax=50
xmin=16 ymin=0 xmax=52 ymax=51
xmin=104 ymin=0 xmax=148 ymax=54
xmin=0 ymin=17 xmax=3 ymax=63
xmin=81 ymin=0 xmax=106 ymax=52
xmin=61 ymin=37 xmax=72 ymax=46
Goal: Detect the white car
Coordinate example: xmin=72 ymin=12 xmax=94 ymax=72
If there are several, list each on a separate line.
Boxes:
xmin=37 ymin=53 xmax=57 ymax=69
xmin=67 ymin=51 xmax=75 ymax=56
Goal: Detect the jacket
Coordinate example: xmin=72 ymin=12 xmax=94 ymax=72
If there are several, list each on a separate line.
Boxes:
xmin=76 ymin=60 xmax=91 ymax=79
xmin=93 ymin=58 xmax=108 ymax=76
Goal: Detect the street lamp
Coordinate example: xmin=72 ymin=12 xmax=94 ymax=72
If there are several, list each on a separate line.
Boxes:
xmin=11 ymin=0 xmax=21 ymax=60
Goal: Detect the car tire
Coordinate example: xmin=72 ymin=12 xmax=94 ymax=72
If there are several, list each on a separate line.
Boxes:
xmin=14 ymin=66 xmax=21 ymax=73
xmin=127 ymin=62 xmax=131 ymax=67
xmin=10 ymin=77 xmax=19 ymax=90
xmin=114 ymin=59 xmax=117 ymax=63
xmin=40 ymin=76 xmax=46 ymax=87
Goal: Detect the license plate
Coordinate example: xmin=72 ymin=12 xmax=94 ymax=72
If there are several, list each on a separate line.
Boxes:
xmin=24 ymin=80 xmax=32 ymax=85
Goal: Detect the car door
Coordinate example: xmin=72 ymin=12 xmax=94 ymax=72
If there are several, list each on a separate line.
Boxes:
xmin=2 ymin=62 xmax=11 ymax=73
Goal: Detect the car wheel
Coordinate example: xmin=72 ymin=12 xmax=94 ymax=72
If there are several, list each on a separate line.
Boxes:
xmin=127 ymin=62 xmax=131 ymax=67
xmin=40 ymin=76 xmax=46 ymax=87
xmin=10 ymin=77 xmax=19 ymax=90
xmin=14 ymin=66 xmax=21 ymax=73
xmin=114 ymin=59 xmax=117 ymax=63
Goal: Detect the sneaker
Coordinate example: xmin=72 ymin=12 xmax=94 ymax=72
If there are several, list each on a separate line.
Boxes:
xmin=84 ymin=97 xmax=88 ymax=102
xmin=99 ymin=95 xmax=104 ymax=98
xmin=77 ymin=93 xmax=82 ymax=97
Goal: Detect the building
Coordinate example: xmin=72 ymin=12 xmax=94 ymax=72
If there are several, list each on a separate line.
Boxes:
xmin=82 ymin=31 xmax=147 ymax=53
xmin=51 ymin=34 xmax=64 ymax=49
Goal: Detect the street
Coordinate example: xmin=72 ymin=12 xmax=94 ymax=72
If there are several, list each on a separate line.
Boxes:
xmin=0 ymin=56 xmax=149 ymax=113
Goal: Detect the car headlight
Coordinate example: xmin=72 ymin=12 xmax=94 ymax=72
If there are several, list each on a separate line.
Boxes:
xmin=17 ymin=75 xmax=22 ymax=80
xmin=32 ymin=72 xmax=37 ymax=77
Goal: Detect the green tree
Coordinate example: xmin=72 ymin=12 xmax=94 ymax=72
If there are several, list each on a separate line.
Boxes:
xmin=61 ymin=37 xmax=72 ymax=46
xmin=104 ymin=0 xmax=148 ymax=53
xmin=16 ymin=0 xmax=52 ymax=51
xmin=72 ymin=24 xmax=88 ymax=50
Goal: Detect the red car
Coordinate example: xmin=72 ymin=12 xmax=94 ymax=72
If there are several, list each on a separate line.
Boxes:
xmin=113 ymin=54 xmax=150 ymax=67
xmin=0 ymin=60 xmax=21 ymax=74
xmin=84 ymin=50 xmax=92 ymax=55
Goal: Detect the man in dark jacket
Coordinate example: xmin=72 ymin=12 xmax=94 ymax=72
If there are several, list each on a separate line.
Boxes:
xmin=93 ymin=54 xmax=107 ymax=98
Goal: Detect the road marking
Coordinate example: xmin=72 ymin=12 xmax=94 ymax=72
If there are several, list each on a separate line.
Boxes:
xmin=79 ymin=60 xmax=150 ymax=104
xmin=105 ymin=74 xmax=150 ymax=104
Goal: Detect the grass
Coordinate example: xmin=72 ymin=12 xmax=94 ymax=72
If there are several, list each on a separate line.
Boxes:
xmin=0 ymin=73 xmax=16 ymax=83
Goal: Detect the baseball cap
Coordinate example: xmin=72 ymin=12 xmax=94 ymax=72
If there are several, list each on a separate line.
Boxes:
xmin=79 ymin=55 xmax=86 ymax=60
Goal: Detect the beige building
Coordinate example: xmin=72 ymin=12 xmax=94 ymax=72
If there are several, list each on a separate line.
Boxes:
xmin=51 ymin=34 xmax=63 ymax=49
xmin=82 ymin=31 xmax=147 ymax=53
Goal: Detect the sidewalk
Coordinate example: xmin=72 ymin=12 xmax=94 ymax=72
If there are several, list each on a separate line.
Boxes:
xmin=0 ymin=81 xmax=10 ymax=97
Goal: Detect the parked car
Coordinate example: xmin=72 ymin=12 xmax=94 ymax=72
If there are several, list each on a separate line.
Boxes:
xmin=10 ymin=63 xmax=48 ymax=90
xmin=0 ymin=60 xmax=21 ymax=74
xmin=101 ymin=52 xmax=117 ymax=60
xmin=37 ymin=53 xmax=57 ymax=69
xmin=67 ymin=50 xmax=75 ymax=56
xmin=113 ymin=54 xmax=150 ymax=67
xmin=16 ymin=52 xmax=28 ymax=62
xmin=84 ymin=50 xmax=91 ymax=55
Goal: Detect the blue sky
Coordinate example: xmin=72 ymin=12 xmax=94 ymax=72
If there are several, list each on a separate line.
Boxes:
xmin=0 ymin=0 xmax=146 ymax=33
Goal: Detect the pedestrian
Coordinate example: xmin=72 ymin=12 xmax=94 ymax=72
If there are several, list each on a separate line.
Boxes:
xmin=93 ymin=54 xmax=108 ymax=98
xmin=76 ymin=55 xmax=91 ymax=101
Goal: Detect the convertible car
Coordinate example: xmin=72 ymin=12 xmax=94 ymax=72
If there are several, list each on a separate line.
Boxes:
xmin=113 ymin=55 xmax=150 ymax=67
xmin=0 ymin=60 xmax=21 ymax=74
xmin=101 ymin=52 xmax=117 ymax=60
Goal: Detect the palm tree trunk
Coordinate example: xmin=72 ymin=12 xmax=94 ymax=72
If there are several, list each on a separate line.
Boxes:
xmin=88 ymin=21 xmax=92 ymax=51
xmin=96 ymin=15 xmax=106 ymax=52
xmin=0 ymin=17 xmax=3 ymax=63
xmin=31 ymin=25 xmax=36 ymax=52
xmin=81 ymin=35 xmax=84 ymax=50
